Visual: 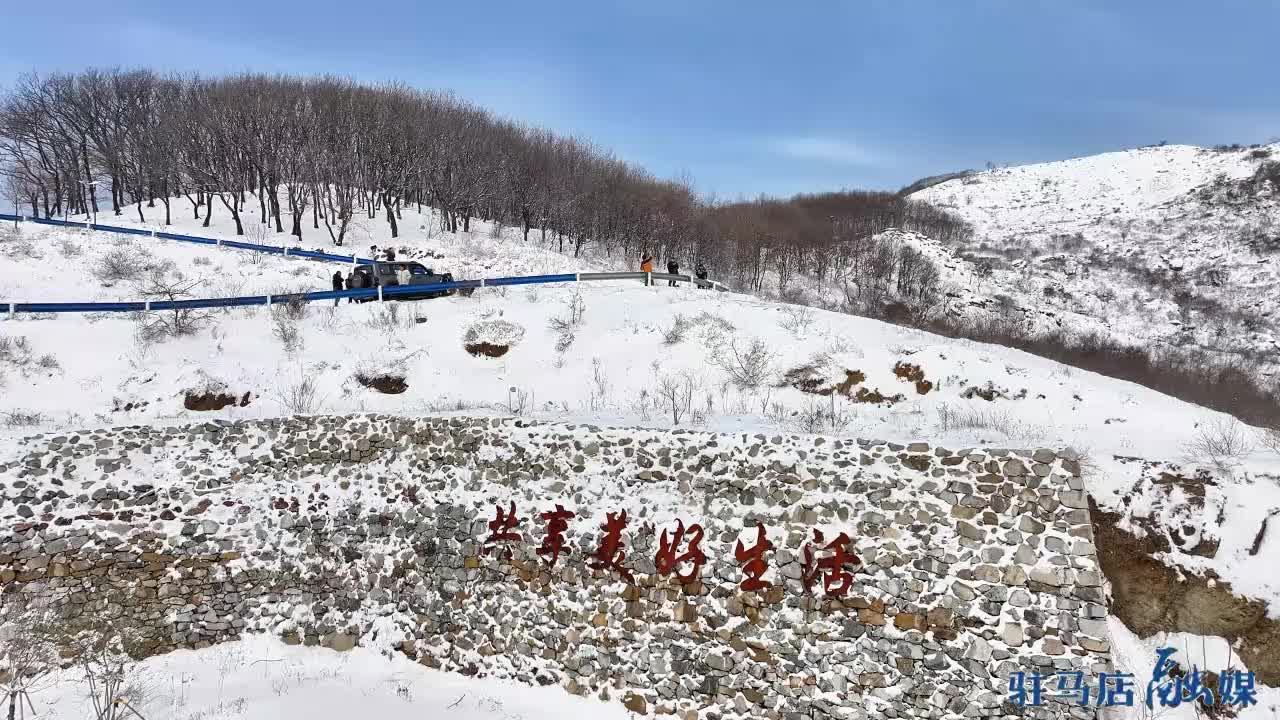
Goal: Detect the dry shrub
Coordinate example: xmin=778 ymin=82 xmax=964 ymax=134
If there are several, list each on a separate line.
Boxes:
xmin=715 ymin=337 xmax=775 ymax=390
xmin=778 ymin=304 xmax=815 ymax=336
xmin=272 ymin=370 xmax=325 ymax=415
xmin=1182 ymin=418 xmax=1255 ymax=470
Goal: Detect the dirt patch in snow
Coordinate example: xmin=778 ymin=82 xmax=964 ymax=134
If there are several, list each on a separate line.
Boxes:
xmin=355 ymin=374 xmax=408 ymax=394
xmin=893 ymin=361 xmax=934 ymax=395
xmin=464 ymin=342 xmax=510 ymax=358
xmin=1090 ymin=499 xmax=1279 ymax=685
xmin=778 ymin=365 xmax=903 ymax=405
xmin=183 ymin=391 xmax=251 ymax=411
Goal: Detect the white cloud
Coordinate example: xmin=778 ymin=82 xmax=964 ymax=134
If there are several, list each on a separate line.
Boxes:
xmin=768 ymin=136 xmax=885 ymax=166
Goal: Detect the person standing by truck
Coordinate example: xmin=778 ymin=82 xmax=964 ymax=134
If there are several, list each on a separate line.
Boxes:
xmin=331 ymin=270 xmax=344 ymax=306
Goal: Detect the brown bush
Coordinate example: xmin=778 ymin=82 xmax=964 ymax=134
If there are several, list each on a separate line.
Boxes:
xmin=853 ymin=387 xmax=904 ymax=405
xmin=833 ymin=370 xmax=867 ymax=396
xmin=356 ymin=374 xmax=408 ymax=394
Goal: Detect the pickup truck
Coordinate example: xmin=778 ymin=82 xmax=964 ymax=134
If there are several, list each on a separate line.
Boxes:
xmin=350 ymin=261 xmax=456 ymax=301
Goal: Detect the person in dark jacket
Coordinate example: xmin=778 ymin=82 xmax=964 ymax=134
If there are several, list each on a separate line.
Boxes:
xmin=344 ymin=270 xmax=356 ymax=303
xmin=385 ymin=246 xmax=397 ymax=261
xmin=331 ymin=271 xmax=344 ymax=306
xmin=695 ymin=263 xmax=709 ymax=289
xmin=667 ymin=259 xmax=680 ymax=287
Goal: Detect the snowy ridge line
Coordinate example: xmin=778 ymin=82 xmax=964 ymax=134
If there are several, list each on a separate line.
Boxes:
xmin=0 ymin=212 xmax=377 ymax=265
xmin=1 ymin=272 xmax=727 ymax=315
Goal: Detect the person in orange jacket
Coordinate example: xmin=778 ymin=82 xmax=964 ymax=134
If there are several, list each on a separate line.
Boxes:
xmin=640 ymin=254 xmax=654 ymax=285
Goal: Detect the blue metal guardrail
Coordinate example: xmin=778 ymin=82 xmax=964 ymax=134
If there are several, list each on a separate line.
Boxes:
xmin=0 ymin=212 xmax=726 ymax=315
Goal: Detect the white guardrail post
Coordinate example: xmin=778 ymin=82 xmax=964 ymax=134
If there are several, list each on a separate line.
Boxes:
xmin=377 ymin=286 xmax=384 ymax=302
xmin=266 ymin=294 xmax=272 ymax=310
xmin=7 ymin=303 xmax=13 ymax=319
xmin=144 ymin=301 xmax=151 ymax=312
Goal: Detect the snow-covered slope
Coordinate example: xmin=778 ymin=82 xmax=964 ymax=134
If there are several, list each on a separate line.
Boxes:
xmin=911 ymin=143 xmax=1280 ymax=372
xmin=2 ymin=192 xmax=1278 ymax=712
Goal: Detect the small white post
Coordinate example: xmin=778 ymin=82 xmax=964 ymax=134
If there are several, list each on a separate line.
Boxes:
xmin=646 ymin=272 xmax=652 ymax=286
xmin=151 ymin=229 xmax=157 ymax=237
xmin=351 ymin=255 xmax=357 ymax=266
xmin=144 ymin=300 xmax=151 ymax=312
xmin=217 ymin=238 xmax=223 ymax=247
xmin=377 ymin=285 xmax=384 ymax=302
xmin=283 ymin=247 xmax=289 ymax=257
xmin=480 ymin=278 xmax=486 ymax=287
xmin=575 ymin=273 xmax=580 ymax=282
xmin=7 ymin=303 xmax=13 ymax=319
xmin=85 ymin=221 xmax=91 ymax=229
xmin=266 ymin=294 xmax=272 ymax=308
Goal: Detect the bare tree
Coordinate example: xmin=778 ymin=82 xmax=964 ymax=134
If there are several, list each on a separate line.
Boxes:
xmin=656 ymin=371 xmax=696 ymax=425
xmin=0 ymin=599 xmax=60 ymax=720
xmin=135 ymin=275 xmax=211 ymax=340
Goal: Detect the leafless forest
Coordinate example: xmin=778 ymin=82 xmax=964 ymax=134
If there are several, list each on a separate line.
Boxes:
xmin=0 ymin=69 xmax=970 ymax=296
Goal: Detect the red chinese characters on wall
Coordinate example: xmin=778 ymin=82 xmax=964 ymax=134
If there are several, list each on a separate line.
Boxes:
xmin=654 ymin=520 xmax=706 ymax=583
xmin=472 ymin=504 xmax=861 ymax=599
xmin=537 ymin=504 xmax=575 ymax=568
xmin=801 ymin=530 xmax=861 ymax=598
xmin=734 ymin=522 xmax=774 ymax=592
xmin=588 ymin=511 xmax=635 ymax=583
xmin=481 ymin=501 xmax=523 ymax=560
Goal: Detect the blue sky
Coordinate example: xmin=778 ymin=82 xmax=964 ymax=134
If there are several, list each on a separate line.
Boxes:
xmin=4 ymin=1 xmax=1278 ymax=198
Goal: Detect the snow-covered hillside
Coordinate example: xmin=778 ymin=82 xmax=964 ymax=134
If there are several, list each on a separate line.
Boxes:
xmin=2 ymin=194 xmax=1278 ymax=715
xmin=912 ymin=143 xmax=1280 ymax=373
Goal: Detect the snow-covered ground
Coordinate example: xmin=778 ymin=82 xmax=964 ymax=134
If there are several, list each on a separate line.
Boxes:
xmin=0 ymin=203 xmax=616 ymax=305
xmin=912 ymin=143 xmax=1280 ymax=373
xmin=24 ymin=634 xmax=630 ymax=720
xmin=2 ymin=182 xmax=1278 ymax=713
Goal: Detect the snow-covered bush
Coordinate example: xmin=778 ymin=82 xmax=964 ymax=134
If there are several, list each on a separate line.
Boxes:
xmin=715 ymin=337 xmax=776 ymax=391
xmin=271 ymin=311 xmax=303 ymax=355
xmin=463 ymin=319 xmax=525 ymax=353
xmin=663 ymin=314 xmax=692 ymax=345
xmin=56 ymin=237 xmax=83 ymax=257
xmin=1182 ymin=417 xmax=1255 ymax=470
xmin=94 ymin=245 xmax=148 ymax=284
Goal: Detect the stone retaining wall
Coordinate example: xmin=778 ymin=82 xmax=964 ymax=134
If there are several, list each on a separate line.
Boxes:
xmin=0 ymin=415 xmax=1111 ymax=719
